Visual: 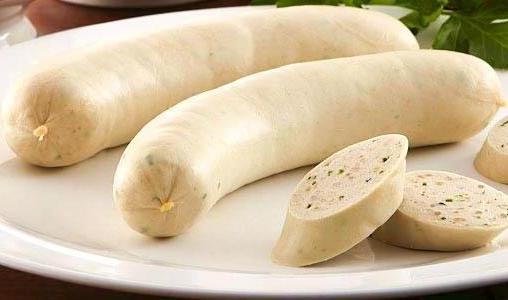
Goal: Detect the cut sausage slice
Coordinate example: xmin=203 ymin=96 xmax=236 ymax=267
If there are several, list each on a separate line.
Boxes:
xmin=475 ymin=116 xmax=508 ymax=183
xmin=272 ymin=134 xmax=408 ymax=267
xmin=373 ymin=170 xmax=508 ymax=251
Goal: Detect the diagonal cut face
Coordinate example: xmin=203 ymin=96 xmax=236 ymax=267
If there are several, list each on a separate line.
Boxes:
xmin=290 ymin=134 xmax=407 ymax=219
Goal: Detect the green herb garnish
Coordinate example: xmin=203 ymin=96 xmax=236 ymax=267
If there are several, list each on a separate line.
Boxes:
xmin=145 ymin=154 xmax=154 ymax=166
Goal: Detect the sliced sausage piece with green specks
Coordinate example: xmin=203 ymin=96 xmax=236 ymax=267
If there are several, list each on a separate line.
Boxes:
xmin=272 ymin=134 xmax=408 ymax=267
xmin=475 ymin=116 xmax=508 ymax=184
xmin=373 ymin=170 xmax=508 ymax=251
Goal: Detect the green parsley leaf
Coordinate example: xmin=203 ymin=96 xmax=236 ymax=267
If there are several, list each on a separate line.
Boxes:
xmin=461 ymin=18 xmax=508 ymax=68
xmin=446 ymin=0 xmax=483 ymax=12
xmin=434 ymin=3 xmax=508 ymax=68
xmin=397 ymin=0 xmax=446 ymax=33
xmin=400 ymin=11 xmax=426 ymax=34
xmin=342 ymin=0 xmax=367 ymax=7
xmin=432 ymin=15 xmax=469 ymax=53
xmin=251 ymin=0 xmax=276 ymax=5
xmin=394 ymin=0 xmax=447 ymax=15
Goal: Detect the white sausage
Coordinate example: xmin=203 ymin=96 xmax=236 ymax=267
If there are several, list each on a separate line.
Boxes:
xmin=113 ymin=50 xmax=502 ymax=237
xmin=272 ymin=134 xmax=407 ymax=267
xmin=1 ymin=6 xmax=418 ymax=167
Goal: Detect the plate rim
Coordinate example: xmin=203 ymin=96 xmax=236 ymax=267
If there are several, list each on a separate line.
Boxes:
xmin=2 ymin=217 xmax=508 ymax=298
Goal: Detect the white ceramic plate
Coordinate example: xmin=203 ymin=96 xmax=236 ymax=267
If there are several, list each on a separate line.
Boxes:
xmin=2 ymin=6 xmax=508 ymax=298
xmin=0 ymin=5 xmax=36 ymax=48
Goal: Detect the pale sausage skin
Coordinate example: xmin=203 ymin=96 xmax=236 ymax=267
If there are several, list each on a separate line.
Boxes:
xmin=2 ymin=5 xmax=419 ymax=167
xmin=114 ymin=50 xmax=503 ymax=237
xmin=474 ymin=116 xmax=508 ymax=183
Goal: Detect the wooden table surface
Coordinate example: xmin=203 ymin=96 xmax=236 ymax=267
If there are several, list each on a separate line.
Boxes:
xmin=2 ymin=0 xmax=508 ymax=298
